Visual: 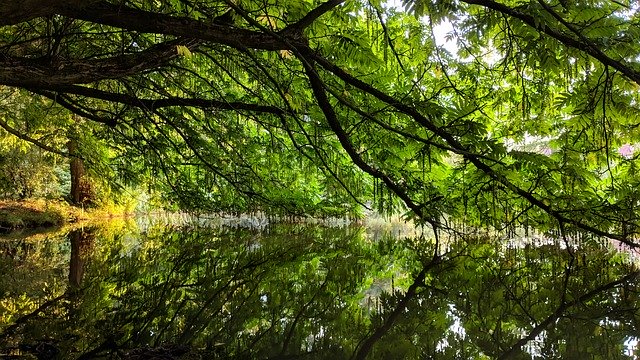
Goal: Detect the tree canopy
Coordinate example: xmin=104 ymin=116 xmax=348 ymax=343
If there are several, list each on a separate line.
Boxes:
xmin=1 ymin=0 xmax=640 ymax=244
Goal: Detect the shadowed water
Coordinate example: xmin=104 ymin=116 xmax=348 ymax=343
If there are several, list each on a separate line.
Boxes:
xmin=0 ymin=216 xmax=638 ymax=359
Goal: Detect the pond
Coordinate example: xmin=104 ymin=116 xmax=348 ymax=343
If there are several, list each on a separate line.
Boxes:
xmin=0 ymin=215 xmax=638 ymax=359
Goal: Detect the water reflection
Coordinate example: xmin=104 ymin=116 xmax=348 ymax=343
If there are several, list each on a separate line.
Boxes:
xmin=0 ymin=219 xmax=638 ymax=359
xmin=68 ymin=228 xmax=94 ymax=288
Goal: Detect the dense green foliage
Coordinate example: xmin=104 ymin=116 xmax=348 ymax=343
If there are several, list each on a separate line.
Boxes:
xmin=0 ymin=0 xmax=639 ymax=241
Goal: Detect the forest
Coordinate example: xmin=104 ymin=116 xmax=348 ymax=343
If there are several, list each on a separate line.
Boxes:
xmin=1 ymin=0 xmax=640 ymax=358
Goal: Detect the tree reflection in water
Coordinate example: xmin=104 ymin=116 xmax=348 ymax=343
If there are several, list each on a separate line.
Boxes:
xmin=0 ymin=221 xmax=638 ymax=359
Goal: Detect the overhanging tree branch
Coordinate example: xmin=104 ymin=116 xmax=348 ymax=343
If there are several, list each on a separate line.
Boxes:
xmin=300 ymin=52 xmax=433 ymax=224
xmin=460 ymin=0 xmax=640 ymax=85
xmin=235 ymin=41 xmax=372 ymax=210
xmin=0 ymin=117 xmax=70 ymax=157
xmin=55 ymin=1 xmax=306 ymax=51
xmin=0 ymin=39 xmax=197 ymax=87
xmin=31 ymin=89 xmax=118 ymax=127
xmin=0 ymin=0 xmax=99 ymax=25
xmin=307 ymin=51 xmax=639 ymax=245
xmin=284 ymin=0 xmax=346 ymax=33
xmin=36 ymin=84 xmax=287 ymax=115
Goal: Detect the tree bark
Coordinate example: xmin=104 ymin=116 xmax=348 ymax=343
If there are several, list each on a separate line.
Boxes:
xmin=0 ymin=39 xmax=192 ymax=87
xmin=67 ymin=137 xmax=85 ymax=205
xmin=0 ymin=0 xmax=98 ymax=25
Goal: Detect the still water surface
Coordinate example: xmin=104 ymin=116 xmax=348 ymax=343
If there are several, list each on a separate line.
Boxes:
xmin=0 ymin=215 xmax=638 ymax=359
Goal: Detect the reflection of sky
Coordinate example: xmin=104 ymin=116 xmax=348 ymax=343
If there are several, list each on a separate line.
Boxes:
xmin=435 ymin=304 xmax=467 ymax=352
xmin=624 ymin=337 xmax=638 ymax=357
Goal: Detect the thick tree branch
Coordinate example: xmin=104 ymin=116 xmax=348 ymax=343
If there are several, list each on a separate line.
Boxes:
xmin=300 ymin=52 xmax=432 ymax=224
xmin=0 ymin=0 xmax=99 ymax=25
xmin=0 ymin=39 xmax=196 ymax=87
xmin=56 ymin=1 xmax=306 ymax=51
xmin=235 ymin=43 xmax=372 ymax=210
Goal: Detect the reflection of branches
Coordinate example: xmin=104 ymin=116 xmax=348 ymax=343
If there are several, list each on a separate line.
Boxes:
xmin=179 ymin=243 xmax=300 ymax=344
xmin=127 ymin=248 xmax=201 ymax=345
xmin=496 ymin=262 xmax=538 ymax=325
xmin=281 ymin=272 xmax=330 ymax=354
xmin=498 ymin=270 xmax=640 ymax=359
xmin=351 ymin=256 xmax=441 ymax=360
xmin=0 ymin=293 xmax=67 ymax=344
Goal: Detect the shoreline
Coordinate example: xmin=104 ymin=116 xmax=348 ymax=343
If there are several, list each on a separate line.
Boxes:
xmin=0 ymin=199 xmax=134 ymax=232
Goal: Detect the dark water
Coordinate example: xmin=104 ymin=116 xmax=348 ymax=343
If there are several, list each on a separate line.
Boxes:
xmin=0 ymin=216 xmax=638 ymax=359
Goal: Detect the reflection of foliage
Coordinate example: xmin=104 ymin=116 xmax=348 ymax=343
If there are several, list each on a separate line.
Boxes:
xmin=0 ymin=224 xmax=639 ymax=359
xmin=88 ymin=224 xmax=391 ymax=358
xmin=361 ymin=238 xmax=640 ymax=359
xmin=0 ymin=236 xmax=68 ymax=330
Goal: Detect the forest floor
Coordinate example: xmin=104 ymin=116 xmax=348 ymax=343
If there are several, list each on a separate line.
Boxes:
xmin=0 ymin=199 xmax=131 ymax=231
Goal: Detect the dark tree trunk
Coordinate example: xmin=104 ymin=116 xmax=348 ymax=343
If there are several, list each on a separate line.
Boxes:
xmin=67 ymin=138 xmax=85 ymax=205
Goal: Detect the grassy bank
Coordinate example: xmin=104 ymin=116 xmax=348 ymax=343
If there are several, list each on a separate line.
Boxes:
xmin=0 ymin=200 xmax=133 ymax=231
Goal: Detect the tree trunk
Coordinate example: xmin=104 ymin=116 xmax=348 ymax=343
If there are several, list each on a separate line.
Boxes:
xmin=67 ymin=138 xmax=85 ymax=205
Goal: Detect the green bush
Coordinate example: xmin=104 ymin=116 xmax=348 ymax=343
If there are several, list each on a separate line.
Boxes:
xmin=0 ymin=146 xmax=63 ymax=200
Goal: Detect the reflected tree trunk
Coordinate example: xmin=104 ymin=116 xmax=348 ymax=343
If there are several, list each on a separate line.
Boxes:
xmin=68 ymin=227 xmax=94 ymax=288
